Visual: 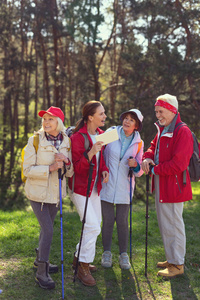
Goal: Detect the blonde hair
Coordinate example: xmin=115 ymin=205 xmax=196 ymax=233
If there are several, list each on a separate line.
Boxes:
xmin=40 ymin=116 xmax=65 ymax=133
xmin=56 ymin=117 xmax=65 ymax=132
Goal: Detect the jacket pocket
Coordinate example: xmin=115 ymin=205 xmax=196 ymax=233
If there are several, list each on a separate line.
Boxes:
xmin=175 ymin=175 xmax=182 ymax=194
xmin=25 ymin=178 xmax=48 ymax=201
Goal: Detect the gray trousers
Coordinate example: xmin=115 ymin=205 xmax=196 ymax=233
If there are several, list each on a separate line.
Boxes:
xmin=30 ymin=201 xmax=58 ymax=261
xmin=154 ymin=175 xmax=185 ymax=265
xmin=101 ymin=200 xmax=129 ymax=254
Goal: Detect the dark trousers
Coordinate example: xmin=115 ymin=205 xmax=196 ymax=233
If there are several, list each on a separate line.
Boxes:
xmin=30 ymin=201 xmax=58 ymax=261
xmin=101 ymin=200 xmax=129 ymax=254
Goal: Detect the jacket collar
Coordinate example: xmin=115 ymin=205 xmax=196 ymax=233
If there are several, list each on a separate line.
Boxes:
xmin=78 ymin=123 xmax=105 ymax=135
xmin=35 ymin=129 xmax=68 ymax=146
xmin=117 ymin=125 xmax=141 ymax=144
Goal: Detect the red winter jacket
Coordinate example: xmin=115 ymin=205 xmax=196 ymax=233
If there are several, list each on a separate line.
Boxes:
xmin=143 ymin=113 xmax=193 ymax=203
xmin=68 ymin=124 xmax=109 ymax=197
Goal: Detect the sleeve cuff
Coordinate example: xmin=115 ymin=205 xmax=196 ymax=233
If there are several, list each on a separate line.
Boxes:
xmin=151 ymin=167 xmax=155 ymax=175
xmin=132 ymin=162 xmax=140 ymax=173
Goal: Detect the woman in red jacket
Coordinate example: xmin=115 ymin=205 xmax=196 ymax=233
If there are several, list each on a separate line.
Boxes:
xmin=142 ymin=94 xmax=193 ymax=278
xmin=68 ymin=100 xmax=109 ymax=286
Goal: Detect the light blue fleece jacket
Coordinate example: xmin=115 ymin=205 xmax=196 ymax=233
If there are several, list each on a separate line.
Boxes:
xmin=100 ymin=126 xmax=144 ymax=204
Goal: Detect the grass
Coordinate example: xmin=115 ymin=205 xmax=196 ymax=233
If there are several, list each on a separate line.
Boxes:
xmin=0 ymin=182 xmax=200 ymax=299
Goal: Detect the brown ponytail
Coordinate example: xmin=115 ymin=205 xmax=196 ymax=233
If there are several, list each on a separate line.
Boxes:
xmin=73 ymin=100 xmax=102 ymax=133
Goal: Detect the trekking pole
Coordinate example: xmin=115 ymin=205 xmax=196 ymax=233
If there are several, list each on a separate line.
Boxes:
xmin=73 ymin=162 xmax=95 ymax=282
xmin=145 ymin=171 xmax=150 ymax=277
xmin=58 ymin=168 xmax=64 ymax=299
xmin=128 ymin=156 xmax=133 ymax=260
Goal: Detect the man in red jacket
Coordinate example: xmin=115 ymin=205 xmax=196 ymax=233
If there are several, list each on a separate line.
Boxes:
xmin=142 ymin=93 xmax=193 ymax=278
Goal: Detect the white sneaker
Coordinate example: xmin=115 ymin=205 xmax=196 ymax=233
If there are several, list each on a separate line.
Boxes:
xmin=119 ymin=252 xmax=131 ymax=269
xmin=101 ymin=251 xmax=112 ymax=268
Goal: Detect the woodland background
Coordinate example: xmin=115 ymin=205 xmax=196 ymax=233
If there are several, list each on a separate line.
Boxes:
xmin=0 ymin=0 xmax=200 ymax=209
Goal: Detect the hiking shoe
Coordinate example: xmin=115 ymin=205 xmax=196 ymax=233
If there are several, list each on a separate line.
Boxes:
xmin=101 ymin=251 xmax=112 ymax=268
xmin=157 ymin=264 xmax=184 ymax=278
xmin=72 ymin=253 xmax=97 ymax=272
xmin=157 ymin=260 xmax=169 ymax=268
xmin=119 ymin=252 xmax=131 ymax=270
xmin=77 ymin=262 xmax=96 ymax=286
xmin=35 ymin=261 xmax=55 ymax=289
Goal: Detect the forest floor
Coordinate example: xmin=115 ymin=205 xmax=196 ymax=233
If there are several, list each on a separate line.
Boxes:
xmin=0 ymin=182 xmax=200 ymax=299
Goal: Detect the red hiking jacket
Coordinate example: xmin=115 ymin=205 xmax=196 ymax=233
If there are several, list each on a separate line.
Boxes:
xmin=143 ymin=113 xmax=193 ymax=203
xmin=68 ymin=124 xmax=109 ymax=197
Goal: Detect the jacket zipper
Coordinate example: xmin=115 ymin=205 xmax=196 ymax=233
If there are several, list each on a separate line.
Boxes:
xmin=175 ymin=175 xmax=182 ymax=193
xmin=113 ymin=160 xmax=121 ymax=203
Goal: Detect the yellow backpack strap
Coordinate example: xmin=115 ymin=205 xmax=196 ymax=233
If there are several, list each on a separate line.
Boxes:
xmin=136 ymin=141 xmax=142 ymax=155
xmin=67 ymin=138 xmax=71 ymax=151
xmin=33 ymin=134 xmax=39 ymax=152
xmin=21 ymin=134 xmax=39 ymax=183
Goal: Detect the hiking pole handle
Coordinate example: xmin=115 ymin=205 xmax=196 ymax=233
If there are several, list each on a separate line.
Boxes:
xmin=146 ymin=173 xmax=149 ymax=192
xmin=128 ymin=156 xmax=133 ymax=178
xmin=86 ymin=162 xmax=95 ymax=196
xmin=146 ymin=164 xmax=154 ymax=191
xmin=58 ymin=168 xmax=62 ymax=180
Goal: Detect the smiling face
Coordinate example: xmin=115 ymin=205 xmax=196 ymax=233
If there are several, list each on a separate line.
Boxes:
xmin=122 ymin=113 xmax=138 ymax=136
xmin=42 ymin=113 xmax=59 ymax=136
xmin=155 ymin=106 xmax=175 ymax=127
xmin=89 ymin=104 xmax=107 ymax=128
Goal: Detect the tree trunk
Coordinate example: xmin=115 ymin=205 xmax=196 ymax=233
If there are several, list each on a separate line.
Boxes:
xmin=49 ymin=0 xmax=60 ymax=107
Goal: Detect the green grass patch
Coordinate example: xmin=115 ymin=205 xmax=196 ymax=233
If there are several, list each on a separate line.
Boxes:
xmin=0 ymin=183 xmax=200 ymax=299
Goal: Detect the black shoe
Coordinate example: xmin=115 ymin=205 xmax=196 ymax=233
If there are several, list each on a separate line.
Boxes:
xmin=34 ymin=260 xmax=58 ymax=273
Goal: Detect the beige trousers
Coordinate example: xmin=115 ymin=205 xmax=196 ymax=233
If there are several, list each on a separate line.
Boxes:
xmin=154 ymin=175 xmax=185 ymax=265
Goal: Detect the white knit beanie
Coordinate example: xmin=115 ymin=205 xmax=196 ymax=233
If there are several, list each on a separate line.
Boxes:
xmin=155 ymin=94 xmax=178 ymax=113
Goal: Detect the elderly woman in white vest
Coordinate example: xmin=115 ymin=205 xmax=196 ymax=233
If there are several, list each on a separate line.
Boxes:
xmin=23 ymin=106 xmax=73 ymax=289
xmin=100 ymin=109 xmax=144 ymax=269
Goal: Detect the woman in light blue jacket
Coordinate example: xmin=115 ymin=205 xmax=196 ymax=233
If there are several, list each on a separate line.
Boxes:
xmin=100 ymin=109 xmax=144 ymax=269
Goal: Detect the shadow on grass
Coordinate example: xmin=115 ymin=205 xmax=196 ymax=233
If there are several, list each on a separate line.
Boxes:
xmin=170 ymin=269 xmax=198 ymax=299
xmin=101 ymin=266 xmax=141 ymax=300
xmin=131 ymin=263 xmax=156 ymax=300
xmin=103 ymin=268 xmax=122 ymax=299
xmin=146 ymin=278 xmax=156 ymax=300
xmin=121 ymin=268 xmax=140 ymax=300
xmin=131 ymin=264 xmax=143 ymax=300
xmin=72 ymin=278 xmax=104 ymax=300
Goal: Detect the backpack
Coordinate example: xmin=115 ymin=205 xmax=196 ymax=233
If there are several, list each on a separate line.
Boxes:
xmin=65 ymin=126 xmax=90 ymax=151
xmin=175 ymin=122 xmax=200 ymax=183
xmin=21 ymin=134 xmax=39 ymax=183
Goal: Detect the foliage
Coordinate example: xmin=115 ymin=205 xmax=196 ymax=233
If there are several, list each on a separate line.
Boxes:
xmin=0 ymin=0 xmax=200 ymax=207
xmin=0 ymin=183 xmax=200 ymax=299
